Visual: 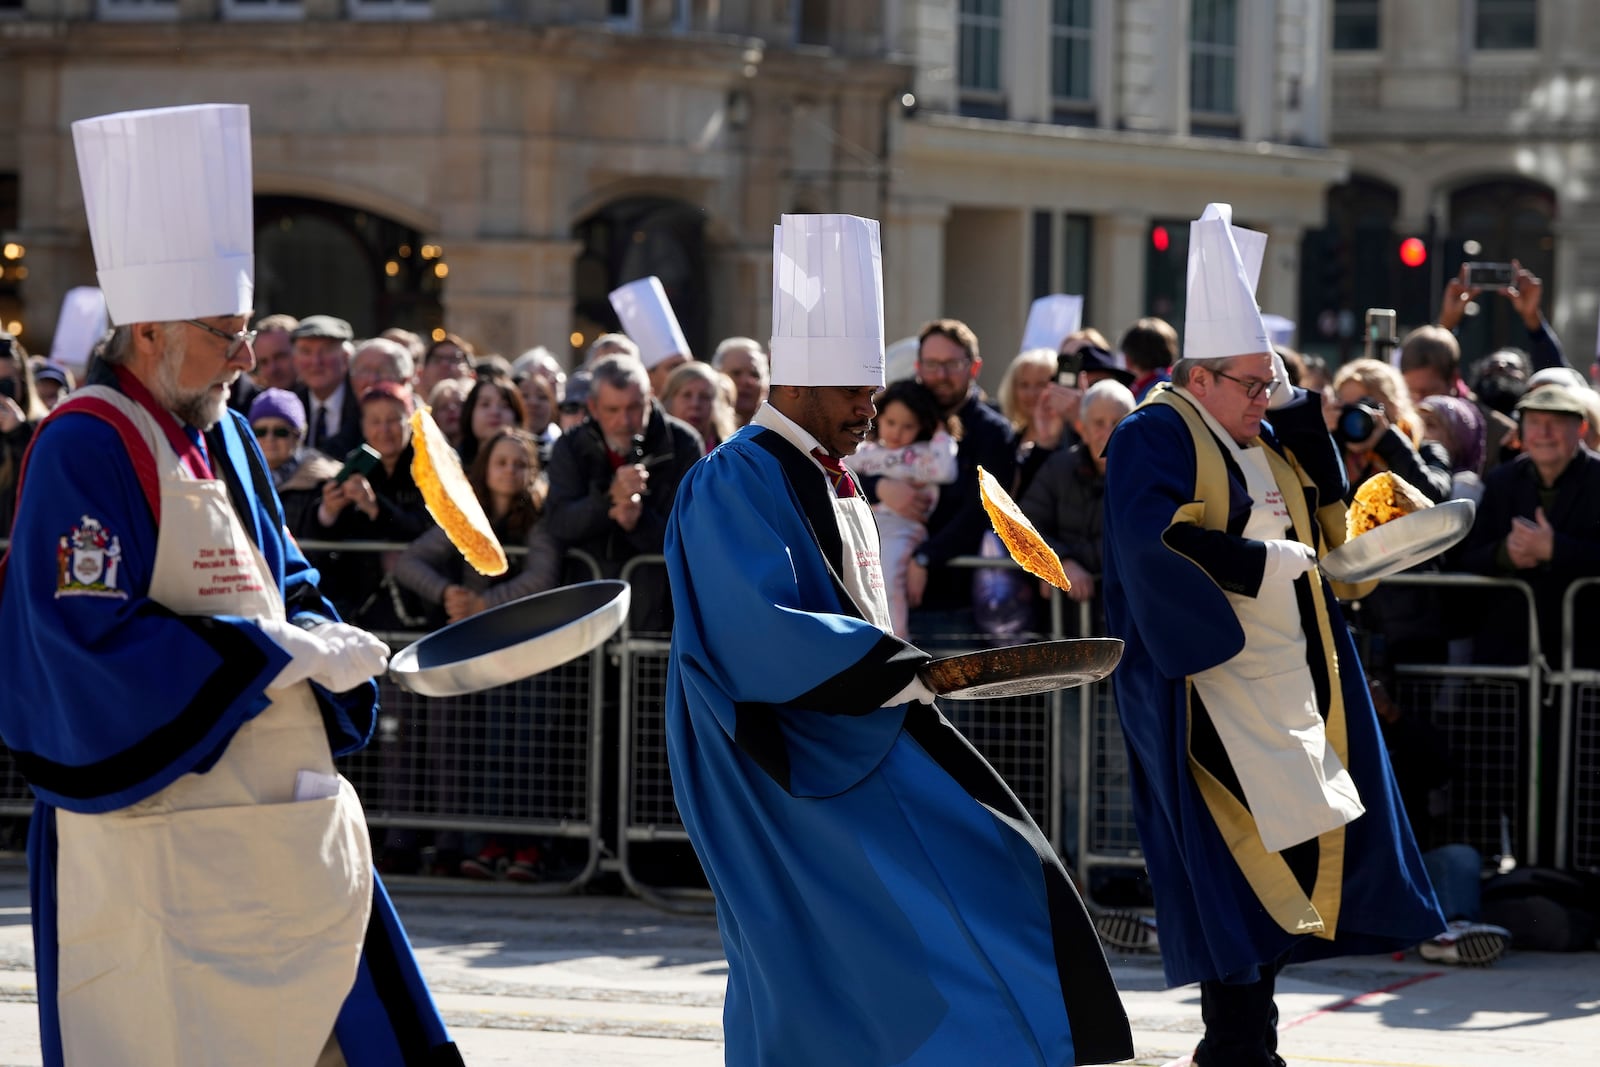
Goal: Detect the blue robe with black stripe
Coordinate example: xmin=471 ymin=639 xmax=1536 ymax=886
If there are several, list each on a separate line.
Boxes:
xmin=0 ymin=367 xmax=460 ymax=1067
xmin=664 ymin=421 xmax=1132 ymax=1067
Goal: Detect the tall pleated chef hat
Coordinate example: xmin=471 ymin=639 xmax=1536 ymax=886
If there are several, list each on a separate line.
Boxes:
xmin=769 ymin=213 xmax=885 ymax=388
xmin=72 ymin=104 xmax=254 ymax=327
xmin=608 ymin=276 xmax=691 ymax=370
xmin=1184 ymin=202 xmax=1293 ymax=407
xmin=1019 ymin=294 xmax=1084 ymax=354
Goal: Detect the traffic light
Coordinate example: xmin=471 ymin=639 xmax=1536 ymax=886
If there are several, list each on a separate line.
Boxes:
xmin=1399 ymin=237 xmax=1427 ymax=268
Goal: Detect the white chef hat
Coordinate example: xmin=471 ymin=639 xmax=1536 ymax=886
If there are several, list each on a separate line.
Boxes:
xmin=1184 ymin=203 xmax=1271 ymax=363
xmin=48 ymin=287 xmax=109 ymax=377
xmin=769 ymin=214 xmax=885 ymax=388
xmin=72 ymin=104 xmax=254 ymax=327
xmin=1260 ymin=313 xmax=1296 ymax=349
xmin=608 ymin=276 xmax=691 ymax=370
xmin=1019 ymin=294 xmax=1084 ymax=353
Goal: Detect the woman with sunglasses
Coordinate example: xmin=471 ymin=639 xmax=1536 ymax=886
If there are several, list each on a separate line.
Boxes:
xmin=247 ymin=388 xmax=340 ymax=533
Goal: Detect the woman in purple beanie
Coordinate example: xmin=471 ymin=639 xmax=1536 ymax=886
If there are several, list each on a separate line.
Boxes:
xmin=249 ymin=386 xmax=341 ymax=531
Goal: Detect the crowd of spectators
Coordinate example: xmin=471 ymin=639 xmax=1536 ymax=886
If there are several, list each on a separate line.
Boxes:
xmin=3 ymin=260 xmax=1596 ymax=893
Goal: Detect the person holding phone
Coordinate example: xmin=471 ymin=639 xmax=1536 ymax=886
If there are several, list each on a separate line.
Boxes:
xmin=1431 ymin=258 xmax=1571 ymax=390
xmin=301 ymin=382 xmax=438 ymax=630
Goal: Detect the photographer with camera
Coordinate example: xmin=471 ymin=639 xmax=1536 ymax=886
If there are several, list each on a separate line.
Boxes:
xmin=1331 ymin=359 xmax=1452 ymax=504
xmin=1332 ymin=359 xmax=1455 ymax=666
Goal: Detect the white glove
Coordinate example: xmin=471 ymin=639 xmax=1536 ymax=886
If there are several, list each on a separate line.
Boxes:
xmin=257 ymin=617 xmax=336 ymax=691
xmin=884 ymin=673 xmax=939 ymax=708
xmin=1261 ymin=539 xmax=1317 ymax=582
xmin=306 ymin=621 xmax=391 ymax=692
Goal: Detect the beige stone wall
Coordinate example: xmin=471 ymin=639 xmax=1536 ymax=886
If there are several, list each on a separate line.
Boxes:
xmin=1330 ymin=0 xmax=1600 ymax=364
xmin=0 ymin=14 xmax=906 ymax=364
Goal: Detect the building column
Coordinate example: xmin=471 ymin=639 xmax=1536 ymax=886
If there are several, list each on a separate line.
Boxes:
xmin=1550 ymin=216 xmax=1600 ymax=374
xmin=1093 ymin=211 xmax=1149 ymax=341
xmin=439 ymin=236 xmax=582 ymax=369
xmin=882 ymin=198 xmax=949 ymax=342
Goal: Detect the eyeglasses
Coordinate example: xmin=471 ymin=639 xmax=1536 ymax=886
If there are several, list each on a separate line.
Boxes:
xmin=185 ymin=320 xmax=257 ymax=361
xmin=918 ymin=358 xmax=971 ymax=378
xmin=252 ymin=424 xmax=299 ymax=440
xmin=1209 ymin=368 xmax=1281 ymax=400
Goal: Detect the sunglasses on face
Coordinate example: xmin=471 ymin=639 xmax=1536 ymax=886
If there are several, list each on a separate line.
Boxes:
xmin=252 ymin=425 xmax=299 ymax=440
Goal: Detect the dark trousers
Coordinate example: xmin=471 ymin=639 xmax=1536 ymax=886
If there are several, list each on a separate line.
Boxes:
xmin=1193 ymin=957 xmax=1285 ymax=1067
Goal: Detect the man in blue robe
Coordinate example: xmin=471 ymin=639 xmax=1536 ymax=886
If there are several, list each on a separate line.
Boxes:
xmin=0 ymin=103 xmax=460 ymax=1067
xmin=1102 ymin=205 xmax=1443 ymax=1067
xmin=665 ymin=213 xmax=1131 ymax=1067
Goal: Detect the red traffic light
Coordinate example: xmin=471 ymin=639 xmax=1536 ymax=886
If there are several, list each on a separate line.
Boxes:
xmin=1399 ymin=237 xmax=1427 ymax=268
xmin=1152 ymin=225 xmax=1171 ymax=253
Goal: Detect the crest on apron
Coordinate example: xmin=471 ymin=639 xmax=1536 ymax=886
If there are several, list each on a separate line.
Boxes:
xmin=55 ymin=515 xmax=126 ymax=600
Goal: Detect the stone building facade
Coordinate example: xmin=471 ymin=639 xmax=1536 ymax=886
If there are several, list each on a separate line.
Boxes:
xmin=1323 ymin=0 xmax=1594 ymax=370
xmin=24 ymin=3 xmax=1577 ymax=381
xmin=0 ymin=1 xmax=908 ymax=364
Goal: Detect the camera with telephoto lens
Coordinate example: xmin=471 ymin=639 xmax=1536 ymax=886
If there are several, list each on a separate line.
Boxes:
xmin=1335 ymin=402 xmax=1379 ymax=445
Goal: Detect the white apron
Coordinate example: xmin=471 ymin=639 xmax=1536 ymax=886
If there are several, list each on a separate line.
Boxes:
xmin=1189 ymin=440 xmax=1365 ymax=853
xmin=834 ymin=494 xmax=895 ymax=632
xmin=52 ymin=389 xmax=373 ymax=1067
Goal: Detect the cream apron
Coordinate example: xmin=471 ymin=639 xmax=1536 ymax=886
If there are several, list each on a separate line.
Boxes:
xmin=1188 ymin=428 xmax=1365 ymax=854
xmin=833 ymin=493 xmax=896 ymax=631
xmin=52 ymin=388 xmax=373 ymax=1067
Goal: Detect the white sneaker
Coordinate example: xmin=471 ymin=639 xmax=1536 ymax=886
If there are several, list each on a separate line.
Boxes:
xmin=1095 ymin=910 xmax=1159 ymax=953
xmin=1418 ymin=920 xmax=1510 ymax=966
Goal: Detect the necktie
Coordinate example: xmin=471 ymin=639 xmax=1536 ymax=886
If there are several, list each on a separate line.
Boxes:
xmin=812 ymin=448 xmax=858 ymax=499
xmin=312 ymin=403 xmax=329 ymax=450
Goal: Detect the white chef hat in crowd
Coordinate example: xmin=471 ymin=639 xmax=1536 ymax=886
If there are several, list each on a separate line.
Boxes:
xmin=1260 ymin=313 xmax=1296 ymax=350
xmin=769 ymin=214 xmax=885 ymax=388
xmin=48 ymin=287 xmax=109 ymax=377
xmin=608 ymin=276 xmax=691 ymax=370
xmin=72 ymin=104 xmax=254 ymax=327
xmin=1019 ymin=294 xmax=1084 ymax=354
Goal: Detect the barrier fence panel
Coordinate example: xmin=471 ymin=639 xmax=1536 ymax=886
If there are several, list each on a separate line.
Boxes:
xmin=1554 ymin=577 xmax=1600 ymax=872
xmin=1077 ymin=573 xmax=1549 ymax=902
xmin=612 ymin=554 xmax=1072 ymax=906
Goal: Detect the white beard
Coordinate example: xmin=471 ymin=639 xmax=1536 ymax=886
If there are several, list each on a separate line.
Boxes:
xmin=154 ymin=333 xmax=232 ymax=430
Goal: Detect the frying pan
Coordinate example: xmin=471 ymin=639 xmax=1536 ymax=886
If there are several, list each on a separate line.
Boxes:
xmin=388 ymin=580 xmax=629 ymax=697
xmin=920 ymin=638 xmax=1124 ymax=700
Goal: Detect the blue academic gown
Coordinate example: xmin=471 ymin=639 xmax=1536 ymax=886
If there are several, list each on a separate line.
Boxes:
xmin=1101 ymin=389 xmax=1444 ymax=988
xmin=0 ymin=372 xmax=460 ymax=1067
xmin=664 ymin=422 xmax=1131 ymax=1067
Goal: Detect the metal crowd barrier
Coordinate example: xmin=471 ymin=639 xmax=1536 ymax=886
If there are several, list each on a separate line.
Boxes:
xmin=1 ymin=531 xmax=1590 ymax=903
xmin=611 ymin=553 xmax=1075 ymax=908
xmin=1076 ymin=573 xmax=1549 ymax=903
xmin=1553 ymin=576 xmax=1600 ymax=872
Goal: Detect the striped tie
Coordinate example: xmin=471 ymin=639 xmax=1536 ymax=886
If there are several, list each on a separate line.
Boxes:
xmin=812 ymin=448 xmax=858 ymax=499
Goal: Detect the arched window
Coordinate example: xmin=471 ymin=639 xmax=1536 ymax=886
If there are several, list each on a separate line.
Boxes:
xmin=254 ymin=196 xmax=444 ymax=340
xmin=571 ymin=197 xmax=708 ymax=363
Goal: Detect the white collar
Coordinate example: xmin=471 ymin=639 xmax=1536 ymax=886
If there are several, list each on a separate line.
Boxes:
xmin=752 ymin=402 xmax=828 ymax=471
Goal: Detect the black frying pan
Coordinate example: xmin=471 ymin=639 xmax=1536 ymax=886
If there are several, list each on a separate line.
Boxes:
xmin=921 ymin=638 xmax=1124 ymax=700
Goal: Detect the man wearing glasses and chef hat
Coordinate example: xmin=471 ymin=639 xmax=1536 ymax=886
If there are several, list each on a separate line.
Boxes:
xmin=1101 ymin=203 xmax=1445 ymax=1067
xmin=0 ymin=104 xmax=461 ymax=1067
xmin=663 ymin=213 xmax=1132 ymax=1066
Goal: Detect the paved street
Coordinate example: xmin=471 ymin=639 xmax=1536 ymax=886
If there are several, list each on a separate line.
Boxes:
xmin=0 ymin=864 xmax=1595 ymax=1065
